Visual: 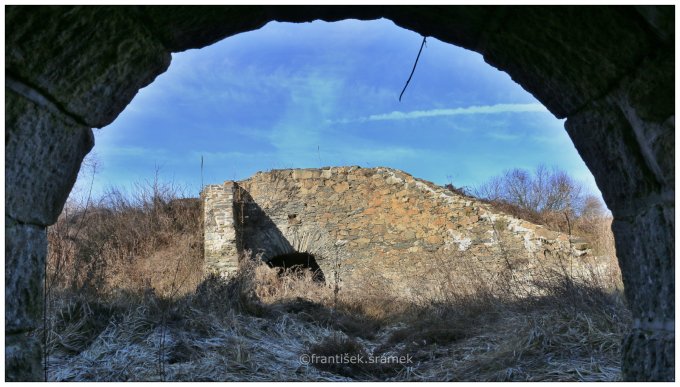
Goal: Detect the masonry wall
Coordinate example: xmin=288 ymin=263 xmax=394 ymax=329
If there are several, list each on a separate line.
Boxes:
xmin=203 ymin=182 xmax=240 ymax=273
xmin=203 ymin=166 xmax=589 ymax=293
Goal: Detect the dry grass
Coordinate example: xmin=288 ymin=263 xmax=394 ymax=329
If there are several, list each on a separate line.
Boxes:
xmin=44 ymin=178 xmax=629 ymax=382
xmin=47 ymin=179 xmax=204 ymax=297
xmin=43 ymin=252 xmax=629 ymax=381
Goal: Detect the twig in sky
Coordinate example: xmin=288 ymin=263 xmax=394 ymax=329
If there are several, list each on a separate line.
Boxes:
xmin=399 ymin=36 xmax=427 ymax=102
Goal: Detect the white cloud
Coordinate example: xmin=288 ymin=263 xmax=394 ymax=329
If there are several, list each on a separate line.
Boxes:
xmin=334 ymin=103 xmax=549 ymax=124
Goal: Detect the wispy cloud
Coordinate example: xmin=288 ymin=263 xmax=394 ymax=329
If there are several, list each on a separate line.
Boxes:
xmin=333 ymin=103 xmax=548 ymax=124
xmin=486 ymin=132 xmax=522 ymax=141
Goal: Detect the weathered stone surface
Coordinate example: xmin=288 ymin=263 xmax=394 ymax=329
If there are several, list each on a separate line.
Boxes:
xmin=381 ymin=6 xmax=493 ymax=51
xmin=5 ymin=82 xmax=91 ymax=382
xmin=5 ymin=89 xmax=94 ymax=226
xmin=560 ymin=17 xmax=674 ymax=379
xmin=5 ymin=6 xmax=171 ymax=127
xmin=623 ymin=327 xmax=675 ymax=381
xmin=5 ymin=219 xmax=47 ymax=333
xmin=612 ymin=204 xmax=674 ymax=322
xmin=480 ymin=6 xmax=655 ymax=118
xmin=142 ymin=6 xmax=271 ymax=52
xmin=204 ymin=167 xmax=587 ymax=292
xmin=6 ymin=332 xmax=42 ymax=382
xmin=5 ymin=218 xmax=46 ymax=381
xmin=614 ymin=53 xmax=675 ymax=189
xmin=203 ymin=182 xmax=240 ymax=274
xmin=565 ymin=99 xmax=666 ymax=215
xmin=635 ymin=5 xmax=674 ymax=43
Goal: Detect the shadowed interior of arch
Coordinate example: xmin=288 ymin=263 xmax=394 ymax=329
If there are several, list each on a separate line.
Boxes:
xmin=266 ymin=251 xmax=325 ymax=283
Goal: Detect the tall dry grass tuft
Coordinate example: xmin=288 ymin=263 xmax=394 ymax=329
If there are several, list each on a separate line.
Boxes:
xmin=45 ymin=175 xmax=206 ymax=380
xmin=47 ymin=176 xmax=204 ymax=298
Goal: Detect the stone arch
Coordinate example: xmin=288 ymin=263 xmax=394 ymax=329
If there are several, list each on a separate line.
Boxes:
xmin=5 ymin=5 xmax=673 ymax=381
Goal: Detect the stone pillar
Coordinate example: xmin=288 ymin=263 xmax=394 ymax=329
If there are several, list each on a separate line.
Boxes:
xmin=203 ymin=182 xmax=240 ymax=274
xmin=612 ymin=55 xmax=675 ymax=381
xmin=565 ymin=53 xmax=674 ymax=380
xmin=5 ymin=220 xmax=46 ymax=381
xmin=5 ymin=87 xmax=94 ymax=381
xmin=615 ymin=205 xmax=674 ymax=380
xmin=6 ymin=7 xmax=171 ymax=379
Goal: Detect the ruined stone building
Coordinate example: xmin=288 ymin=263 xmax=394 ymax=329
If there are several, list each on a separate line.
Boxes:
xmin=203 ymin=166 xmax=589 ymax=294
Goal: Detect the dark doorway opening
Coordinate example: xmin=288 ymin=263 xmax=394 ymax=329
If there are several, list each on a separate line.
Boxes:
xmin=267 ymin=252 xmax=325 ymax=283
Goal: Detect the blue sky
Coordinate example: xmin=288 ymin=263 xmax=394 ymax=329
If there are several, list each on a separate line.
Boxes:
xmin=82 ymin=18 xmax=602 ymax=201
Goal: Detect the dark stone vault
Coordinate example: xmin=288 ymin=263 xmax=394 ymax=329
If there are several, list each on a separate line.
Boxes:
xmin=5 ymin=5 xmax=674 ymax=381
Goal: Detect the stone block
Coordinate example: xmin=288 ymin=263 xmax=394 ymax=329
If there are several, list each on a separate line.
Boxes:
xmin=6 ymin=6 xmax=171 ymax=127
xmin=565 ymin=99 xmax=664 ymax=215
xmin=333 ymin=181 xmax=350 ymax=193
xmin=6 ymin=90 xmax=93 ymax=225
xmin=635 ymin=6 xmax=674 ymax=42
xmin=480 ymin=6 xmax=654 ymax=118
xmin=292 ymin=170 xmax=315 ymax=180
xmin=613 ymin=54 xmax=674 ymax=189
xmin=6 ymin=332 xmax=42 ymax=381
xmin=623 ymin=328 xmax=674 ymax=381
xmin=5 ymin=219 xmax=46 ymax=334
xmin=426 ymin=235 xmax=444 ymax=245
xmin=612 ymin=203 xmax=674 ymax=321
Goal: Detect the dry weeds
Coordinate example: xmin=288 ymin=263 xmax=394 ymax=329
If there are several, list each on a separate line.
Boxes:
xmin=44 ymin=178 xmax=629 ymax=382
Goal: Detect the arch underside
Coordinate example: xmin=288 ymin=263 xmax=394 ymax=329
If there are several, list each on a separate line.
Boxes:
xmin=267 ymin=252 xmax=326 ymax=283
xmin=5 ymin=5 xmax=674 ymax=381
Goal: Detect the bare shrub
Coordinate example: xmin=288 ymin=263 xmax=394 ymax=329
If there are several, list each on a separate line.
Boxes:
xmin=468 ymin=165 xmax=612 ymax=233
xmin=457 ymin=166 xmax=619 ymax=288
xmin=473 ymin=165 xmax=584 ymax=215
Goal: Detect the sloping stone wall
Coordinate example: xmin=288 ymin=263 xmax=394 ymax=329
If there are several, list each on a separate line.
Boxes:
xmin=204 ymin=166 xmax=588 ymax=293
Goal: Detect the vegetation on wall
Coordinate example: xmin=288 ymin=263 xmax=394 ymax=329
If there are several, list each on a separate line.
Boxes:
xmin=447 ymin=165 xmax=615 ymax=257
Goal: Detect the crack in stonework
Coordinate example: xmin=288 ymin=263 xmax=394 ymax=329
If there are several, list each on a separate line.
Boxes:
xmin=5 ymin=214 xmax=49 ymax=229
xmin=5 ymin=74 xmax=89 ymax=127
